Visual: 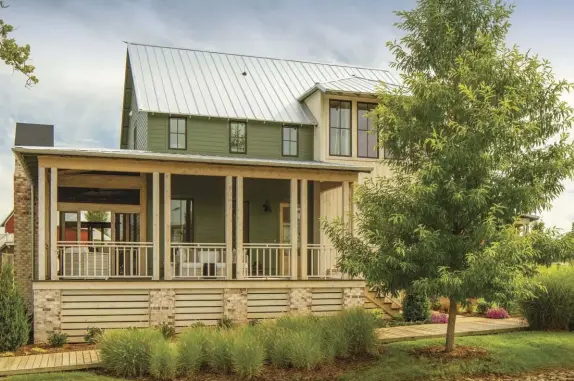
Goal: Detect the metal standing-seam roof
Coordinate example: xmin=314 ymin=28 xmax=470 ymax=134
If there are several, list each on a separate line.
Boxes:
xmin=126 ymin=42 xmax=399 ymax=126
xmin=298 ymin=76 xmax=386 ymax=101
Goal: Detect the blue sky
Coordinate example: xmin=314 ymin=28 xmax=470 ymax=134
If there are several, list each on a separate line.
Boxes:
xmin=1 ymin=0 xmax=573 ymax=230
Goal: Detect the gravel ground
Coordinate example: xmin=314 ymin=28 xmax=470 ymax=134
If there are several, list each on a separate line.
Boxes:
xmin=465 ymin=370 xmax=574 ymax=380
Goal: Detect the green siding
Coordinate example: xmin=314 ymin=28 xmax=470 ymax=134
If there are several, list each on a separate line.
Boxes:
xmin=147 ymin=114 xmax=314 ymax=160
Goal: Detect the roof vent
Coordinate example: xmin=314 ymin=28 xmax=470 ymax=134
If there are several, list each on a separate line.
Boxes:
xmin=14 ymin=123 xmax=54 ymax=147
xmin=241 ymin=71 xmax=247 ymax=76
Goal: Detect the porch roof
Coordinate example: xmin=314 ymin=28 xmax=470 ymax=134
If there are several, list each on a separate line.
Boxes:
xmin=13 ymin=146 xmax=373 ymax=182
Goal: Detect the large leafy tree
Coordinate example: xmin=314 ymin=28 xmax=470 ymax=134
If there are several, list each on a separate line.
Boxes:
xmin=0 ymin=1 xmax=37 ymax=86
xmin=324 ymin=0 xmax=574 ymax=352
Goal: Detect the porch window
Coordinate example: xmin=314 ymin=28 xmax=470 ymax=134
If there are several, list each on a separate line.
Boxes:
xmin=171 ymin=199 xmax=193 ymax=242
xmin=229 ymin=122 xmax=247 ymax=153
xmin=329 ymin=100 xmax=351 ymax=156
xmin=169 ymin=118 xmax=187 ymax=150
xmin=282 ymin=126 xmax=298 ymax=157
xmin=357 ymin=103 xmax=378 ymax=158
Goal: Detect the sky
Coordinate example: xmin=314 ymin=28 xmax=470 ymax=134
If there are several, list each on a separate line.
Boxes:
xmin=1 ymin=0 xmax=574 ymax=231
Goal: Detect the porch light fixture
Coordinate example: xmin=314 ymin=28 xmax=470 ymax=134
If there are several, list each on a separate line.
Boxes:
xmin=262 ymin=200 xmax=272 ymax=213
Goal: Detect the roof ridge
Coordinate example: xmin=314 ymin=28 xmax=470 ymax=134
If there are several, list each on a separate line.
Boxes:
xmin=124 ymin=41 xmax=395 ymax=75
xmin=318 ymin=75 xmax=380 ymax=85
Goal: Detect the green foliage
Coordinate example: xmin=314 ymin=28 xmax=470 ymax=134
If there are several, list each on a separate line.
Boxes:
xmin=286 ymin=330 xmax=324 ymax=370
xmin=429 ymin=297 xmax=442 ymax=311
xmin=204 ymin=329 xmax=235 ymax=373
xmin=402 ymin=291 xmax=430 ymax=322
xmin=218 ymin=316 xmax=235 ymax=330
xmin=98 ymin=328 xmax=163 ymax=378
xmin=47 ymin=331 xmax=68 ymax=347
xmin=477 ymin=301 xmax=493 ymax=315
xmin=319 ymin=316 xmax=349 ymax=361
xmin=155 ymin=322 xmax=176 ymax=340
xmin=176 ymin=327 xmax=208 ymax=377
xmin=268 ymin=329 xmax=291 ymax=368
xmin=230 ymin=330 xmax=265 ymax=379
xmin=0 ymin=264 xmax=29 ymax=351
xmin=84 ymin=211 xmax=109 ymax=223
xmin=84 ymin=327 xmax=104 ymax=345
xmin=520 ymin=266 xmax=574 ymax=330
xmin=149 ymin=339 xmax=178 ymax=381
xmin=339 ymin=308 xmax=378 ymax=356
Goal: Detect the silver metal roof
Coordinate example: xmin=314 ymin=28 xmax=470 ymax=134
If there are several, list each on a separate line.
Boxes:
xmin=126 ymin=42 xmax=399 ymax=125
xmin=298 ymin=76 xmax=385 ymax=101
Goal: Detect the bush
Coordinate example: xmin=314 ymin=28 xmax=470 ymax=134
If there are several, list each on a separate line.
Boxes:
xmin=149 ymin=338 xmax=178 ymax=380
xmin=402 ymin=291 xmax=430 ymax=322
xmin=285 ymin=330 xmax=324 ymax=370
xmin=477 ymin=301 xmax=492 ymax=315
xmin=269 ymin=329 xmax=292 ymax=368
xmin=486 ymin=307 xmax=510 ymax=319
xmin=0 ymin=264 xmax=30 ymax=351
xmin=218 ymin=317 xmax=235 ymax=330
xmin=430 ymin=297 xmax=442 ymax=311
xmin=230 ymin=330 xmax=265 ymax=379
xmin=99 ymin=328 xmax=163 ymax=378
xmin=205 ymin=329 xmax=235 ymax=373
xmin=156 ymin=322 xmax=176 ymax=340
xmin=84 ymin=327 xmax=104 ymax=345
xmin=430 ymin=311 xmax=448 ymax=324
xmin=48 ymin=331 xmax=68 ymax=347
xmin=319 ymin=316 xmax=349 ymax=361
xmin=177 ymin=327 xmax=208 ymax=377
xmin=340 ymin=308 xmax=377 ymax=356
xmin=520 ymin=266 xmax=574 ymax=330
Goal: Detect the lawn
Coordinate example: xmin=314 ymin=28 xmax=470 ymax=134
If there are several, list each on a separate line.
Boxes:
xmin=5 ymin=332 xmax=574 ymax=381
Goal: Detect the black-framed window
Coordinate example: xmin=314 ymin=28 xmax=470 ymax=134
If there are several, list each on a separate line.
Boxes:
xmin=282 ymin=126 xmax=298 ymax=157
xmin=171 ymin=199 xmax=193 ymax=242
xmin=229 ymin=121 xmax=247 ymax=153
xmin=169 ymin=118 xmax=186 ymax=150
xmin=329 ymin=100 xmax=351 ymax=156
xmin=357 ymin=103 xmax=378 ymax=158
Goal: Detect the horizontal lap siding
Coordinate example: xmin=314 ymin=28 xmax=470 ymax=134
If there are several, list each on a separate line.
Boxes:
xmin=60 ymin=290 xmax=150 ymax=343
xmin=175 ymin=289 xmax=224 ymax=329
xmin=247 ymin=289 xmax=290 ymax=319
xmin=311 ymin=288 xmax=343 ymax=314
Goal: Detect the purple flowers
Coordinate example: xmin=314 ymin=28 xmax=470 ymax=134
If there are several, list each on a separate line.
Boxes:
xmin=486 ymin=307 xmax=510 ymax=319
xmin=430 ymin=312 xmax=448 ymax=324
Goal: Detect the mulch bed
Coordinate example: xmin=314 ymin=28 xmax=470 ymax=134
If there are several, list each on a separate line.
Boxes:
xmin=0 ymin=343 xmax=96 ymax=357
xmin=410 ymin=345 xmax=489 ymax=361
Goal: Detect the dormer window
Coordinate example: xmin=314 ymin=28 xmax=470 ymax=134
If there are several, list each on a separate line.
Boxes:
xmin=329 ymin=100 xmax=351 ymax=156
xmin=169 ymin=118 xmax=187 ymax=150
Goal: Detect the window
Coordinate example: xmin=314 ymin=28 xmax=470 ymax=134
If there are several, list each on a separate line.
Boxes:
xmin=329 ymin=100 xmax=351 ymax=156
xmin=229 ymin=122 xmax=247 ymax=153
xmin=171 ymin=199 xmax=193 ymax=242
xmin=133 ymin=124 xmax=137 ymax=149
xmin=169 ymin=118 xmax=186 ymax=150
xmin=357 ymin=103 xmax=378 ymax=158
xmin=282 ymin=126 xmax=298 ymax=157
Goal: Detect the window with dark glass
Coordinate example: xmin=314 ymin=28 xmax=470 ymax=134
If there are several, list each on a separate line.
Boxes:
xmin=169 ymin=118 xmax=186 ymax=150
xmin=282 ymin=126 xmax=298 ymax=156
xmin=133 ymin=124 xmax=138 ymax=149
xmin=229 ymin=122 xmax=247 ymax=153
xmin=357 ymin=103 xmax=378 ymax=158
xmin=329 ymin=100 xmax=351 ymax=156
xmin=171 ymin=199 xmax=193 ymax=242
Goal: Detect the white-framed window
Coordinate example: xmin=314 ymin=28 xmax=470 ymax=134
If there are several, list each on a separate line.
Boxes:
xmin=282 ymin=126 xmax=298 ymax=157
xmin=169 ymin=118 xmax=186 ymax=150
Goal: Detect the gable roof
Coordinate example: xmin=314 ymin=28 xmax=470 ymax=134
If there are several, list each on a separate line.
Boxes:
xmin=125 ymin=42 xmax=398 ymax=127
xmin=298 ymin=76 xmax=385 ymax=101
xmin=0 ymin=210 xmax=13 ymax=228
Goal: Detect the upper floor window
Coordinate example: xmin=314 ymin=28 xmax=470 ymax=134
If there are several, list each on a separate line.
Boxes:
xmin=357 ymin=103 xmax=378 ymax=158
xmin=229 ymin=122 xmax=247 ymax=153
xmin=329 ymin=100 xmax=351 ymax=156
xmin=169 ymin=118 xmax=186 ymax=150
xmin=282 ymin=126 xmax=298 ymax=157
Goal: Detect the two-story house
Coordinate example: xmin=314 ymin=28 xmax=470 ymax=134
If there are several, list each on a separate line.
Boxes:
xmin=12 ymin=43 xmax=399 ymax=343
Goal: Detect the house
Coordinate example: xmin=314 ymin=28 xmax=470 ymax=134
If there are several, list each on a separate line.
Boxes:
xmin=12 ymin=43 xmax=399 ymax=343
xmin=0 ymin=210 xmax=14 ymax=269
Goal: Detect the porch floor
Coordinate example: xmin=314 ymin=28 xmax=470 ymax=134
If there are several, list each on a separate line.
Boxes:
xmin=0 ymin=317 xmax=528 ymax=377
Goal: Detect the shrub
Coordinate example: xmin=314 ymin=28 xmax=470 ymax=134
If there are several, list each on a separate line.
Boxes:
xmin=248 ymin=319 xmax=260 ymax=327
xmin=286 ymin=330 xmax=324 ymax=370
xmin=477 ymin=301 xmax=492 ymax=315
xmin=340 ymin=308 xmax=377 ymax=356
xmin=486 ymin=307 xmax=510 ymax=319
xmin=269 ymin=329 xmax=292 ymax=368
xmin=520 ymin=266 xmax=574 ymax=330
xmin=402 ymin=291 xmax=430 ymax=322
xmin=218 ymin=317 xmax=235 ymax=330
xmin=149 ymin=338 xmax=178 ymax=380
xmin=99 ymin=328 xmax=163 ymax=378
xmin=230 ymin=330 xmax=265 ymax=379
xmin=189 ymin=322 xmax=206 ymax=329
xmin=430 ymin=311 xmax=448 ymax=324
xmin=156 ymin=322 xmax=176 ymax=340
xmin=319 ymin=316 xmax=349 ymax=361
xmin=430 ymin=297 xmax=442 ymax=311
xmin=0 ymin=264 xmax=30 ymax=351
xmin=84 ymin=327 xmax=104 ymax=345
xmin=177 ymin=327 xmax=208 ymax=376
xmin=48 ymin=331 xmax=68 ymax=347
xmin=205 ymin=329 xmax=235 ymax=373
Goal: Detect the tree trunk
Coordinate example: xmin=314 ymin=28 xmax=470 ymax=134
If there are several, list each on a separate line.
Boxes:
xmin=445 ymin=297 xmax=458 ymax=352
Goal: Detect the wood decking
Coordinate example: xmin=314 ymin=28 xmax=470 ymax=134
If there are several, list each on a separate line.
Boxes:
xmin=0 ymin=350 xmax=100 ymax=376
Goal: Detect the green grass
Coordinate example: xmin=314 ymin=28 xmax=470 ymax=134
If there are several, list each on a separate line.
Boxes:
xmin=5 ymin=372 xmax=122 ymax=381
xmin=342 ymin=331 xmax=574 ymax=381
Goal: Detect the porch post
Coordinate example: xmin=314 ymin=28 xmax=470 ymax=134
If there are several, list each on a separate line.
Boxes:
xmin=342 ymin=181 xmax=351 ymax=229
xmin=152 ymin=172 xmax=160 ymax=280
xmin=38 ymin=167 xmax=46 ymax=280
xmin=236 ymin=176 xmax=244 ymax=280
xmin=290 ymin=178 xmax=298 ymax=280
xmin=50 ymin=168 xmax=59 ymax=280
xmin=163 ymin=173 xmax=171 ymax=280
xmin=300 ymin=179 xmax=308 ymax=280
xmin=225 ymin=176 xmax=233 ymax=280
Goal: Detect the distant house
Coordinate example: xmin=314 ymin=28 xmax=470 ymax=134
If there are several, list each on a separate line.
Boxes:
xmin=0 ymin=210 xmax=14 ymax=269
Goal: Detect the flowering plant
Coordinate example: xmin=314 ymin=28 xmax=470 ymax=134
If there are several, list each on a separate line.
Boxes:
xmin=430 ymin=311 xmax=448 ymax=324
xmin=486 ymin=307 xmax=509 ymax=319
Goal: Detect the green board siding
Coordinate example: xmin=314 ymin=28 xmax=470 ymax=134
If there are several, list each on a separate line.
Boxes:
xmin=147 ymin=114 xmax=314 ymax=160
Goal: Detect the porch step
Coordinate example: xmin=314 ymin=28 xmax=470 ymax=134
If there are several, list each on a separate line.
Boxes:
xmin=363 ymin=287 xmax=402 ymax=318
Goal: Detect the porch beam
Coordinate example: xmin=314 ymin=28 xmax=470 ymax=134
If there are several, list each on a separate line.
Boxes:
xmin=59 ymin=174 xmax=144 ymax=189
xmin=225 ymin=176 xmax=233 ymax=280
xmin=152 ymin=172 xmax=160 ymax=280
xmin=290 ymin=178 xmax=298 ymax=280
xmin=163 ymin=173 xmax=171 ymax=280
xmin=38 ymin=167 xmax=46 ymax=280
xmin=236 ymin=176 xmax=244 ymax=280
xmin=57 ymin=202 xmax=140 ymax=214
xmin=300 ymin=179 xmax=308 ymax=280
xmin=50 ymin=168 xmax=59 ymax=280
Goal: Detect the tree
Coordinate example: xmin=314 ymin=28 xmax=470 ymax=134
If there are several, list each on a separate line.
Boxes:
xmin=0 ymin=264 xmax=29 ymax=351
xmin=0 ymin=1 xmax=38 ymax=86
xmin=324 ymin=0 xmax=574 ymax=352
xmin=85 ymin=211 xmax=109 ymax=223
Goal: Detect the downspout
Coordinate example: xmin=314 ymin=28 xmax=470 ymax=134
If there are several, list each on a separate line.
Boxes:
xmin=30 ymin=183 xmax=35 ymax=281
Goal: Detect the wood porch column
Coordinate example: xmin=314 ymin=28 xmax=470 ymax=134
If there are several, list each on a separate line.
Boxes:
xmin=225 ymin=176 xmax=233 ymax=280
xmin=50 ymin=168 xmax=59 ymax=280
xmin=300 ymin=179 xmax=308 ymax=280
xmin=236 ymin=176 xmax=244 ymax=280
xmin=342 ymin=181 xmax=351 ymax=230
xmin=163 ymin=173 xmax=171 ymax=280
xmin=152 ymin=172 xmax=160 ymax=280
xmin=38 ymin=167 xmax=46 ymax=280
xmin=290 ymin=178 xmax=298 ymax=280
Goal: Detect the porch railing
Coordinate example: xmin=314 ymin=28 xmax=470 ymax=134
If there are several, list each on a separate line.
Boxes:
xmin=58 ymin=241 xmax=152 ymax=278
xmin=307 ymin=244 xmax=343 ymax=279
xmin=244 ymin=243 xmax=291 ymax=278
xmin=171 ymin=243 xmax=227 ymax=278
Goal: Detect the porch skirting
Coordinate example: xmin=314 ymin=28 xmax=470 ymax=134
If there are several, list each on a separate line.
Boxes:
xmin=32 ymin=280 xmax=365 ymax=343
